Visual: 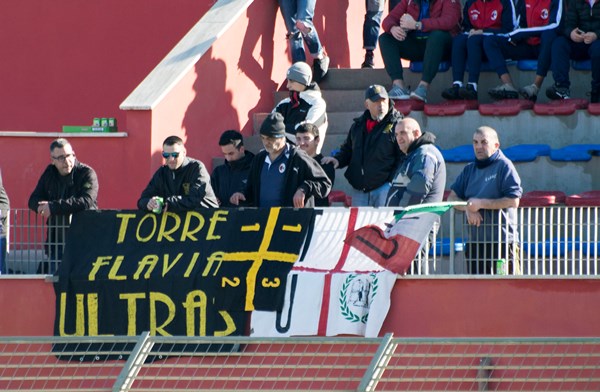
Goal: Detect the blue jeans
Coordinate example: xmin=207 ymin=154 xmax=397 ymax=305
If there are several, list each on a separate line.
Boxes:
xmin=364 ymin=0 xmax=384 ymax=50
xmin=278 ymin=0 xmax=324 ymax=62
xmin=450 ymin=34 xmax=486 ymax=84
xmin=349 ymin=182 xmax=391 ymax=207
xmin=550 ymin=36 xmax=600 ymax=89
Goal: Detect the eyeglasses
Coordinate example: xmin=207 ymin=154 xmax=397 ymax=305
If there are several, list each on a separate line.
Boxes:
xmin=51 ymin=154 xmax=75 ymax=162
xmin=162 ymin=152 xmax=181 ymax=159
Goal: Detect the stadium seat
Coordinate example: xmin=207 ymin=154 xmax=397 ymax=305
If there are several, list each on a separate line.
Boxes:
xmin=520 ymin=190 xmax=566 ymax=207
xmin=572 ymin=60 xmax=592 ymax=71
xmin=588 ymin=103 xmax=600 ymax=115
xmin=441 ymin=145 xmax=474 ymax=162
xmin=503 ymin=144 xmax=551 ymax=162
xmin=517 ymin=60 xmax=538 ymax=71
xmin=565 ymin=191 xmax=600 ymax=207
xmin=534 ymin=99 xmax=589 ymax=115
xmin=549 ymin=144 xmax=600 ymax=161
xmin=409 ymin=61 xmax=450 ymax=73
xmin=393 ymin=99 xmax=423 ymax=114
xmin=424 ymin=101 xmax=477 ymax=116
xmin=522 ymin=240 xmax=575 ymax=256
xmin=328 ymin=190 xmax=351 ymax=207
xmin=478 ymin=99 xmax=534 ymax=116
xmin=429 ymin=237 xmax=465 ymax=256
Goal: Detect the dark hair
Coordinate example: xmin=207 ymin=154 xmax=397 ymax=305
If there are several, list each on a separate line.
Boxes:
xmin=218 ymin=130 xmax=244 ymax=148
xmin=50 ymin=138 xmax=71 ymax=151
xmin=295 ymin=123 xmax=319 ymax=138
xmin=163 ymin=135 xmax=184 ymax=147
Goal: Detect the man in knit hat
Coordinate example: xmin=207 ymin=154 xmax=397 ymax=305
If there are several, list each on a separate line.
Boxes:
xmin=229 ymin=112 xmax=331 ymax=208
xmin=272 ymin=61 xmax=328 ymax=153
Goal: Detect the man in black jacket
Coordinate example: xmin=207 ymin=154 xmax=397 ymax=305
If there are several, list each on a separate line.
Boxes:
xmin=322 ymin=85 xmax=403 ymax=206
xmin=211 ymin=130 xmax=255 ymax=207
xmin=138 ymin=135 xmax=219 ymax=212
xmin=29 ymin=138 xmax=98 ymax=274
xmin=229 ymin=113 xmax=331 ymax=208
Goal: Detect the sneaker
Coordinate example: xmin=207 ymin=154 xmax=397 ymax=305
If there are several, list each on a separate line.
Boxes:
xmin=312 ymin=55 xmax=330 ymax=83
xmin=488 ymin=83 xmax=519 ymax=100
xmin=410 ymin=84 xmax=428 ymax=102
xmin=361 ymin=50 xmax=374 ymax=69
xmin=441 ymin=84 xmax=461 ymax=100
xmin=388 ymin=84 xmax=410 ymax=100
xmin=546 ymin=84 xmax=570 ymax=100
xmin=459 ymin=84 xmax=478 ymax=100
xmin=519 ymin=84 xmax=539 ymax=102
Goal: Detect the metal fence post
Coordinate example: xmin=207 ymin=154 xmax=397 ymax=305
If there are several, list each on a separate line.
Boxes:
xmin=112 ymin=331 xmax=154 ymax=392
xmin=357 ymin=333 xmax=397 ymax=392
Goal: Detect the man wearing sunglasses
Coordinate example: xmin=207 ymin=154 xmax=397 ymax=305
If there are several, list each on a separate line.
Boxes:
xmin=138 ymin=135 xmax=219 ymax=212
xmin=28 ymin=138 xmax=99 ymax=274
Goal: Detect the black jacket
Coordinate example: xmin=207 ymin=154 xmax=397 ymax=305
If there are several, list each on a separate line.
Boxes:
xmin=334 ymin=105 xmax=403 ymax=192
xmin=211 ymin=151 xmax=255 ymax=207
xmin=243 ymin=145 xmax=332 ymax=207
xmin=137 ymin=157 xmax=219 ymax=211
xmin=314 ymin=153 xmax=335 ymax=207
xmin=564 ymin=0 xmax=600 ymax=38
xmin=28 ymin=161 xmax=98 ymax=215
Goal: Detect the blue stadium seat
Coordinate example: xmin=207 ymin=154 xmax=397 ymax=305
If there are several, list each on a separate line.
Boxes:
xmin=517 ymin=60 xmax=538 ymax=71
xmin=503 ymin=144 xmax=551 ymax=162
xmin=429 ymin=237 xmax=465 ymax=256
xmin=549 ymin=144 xmax=600 ymax=161
xmin=409 ymin=61 xmax=450 ymax=73
xmin=522 ymin=240 xmax=576 ymax=256
xmin=441 ymin=145 xmax=475 ymax=162
xmin=572 ymin=60 xmax=592 ymax=71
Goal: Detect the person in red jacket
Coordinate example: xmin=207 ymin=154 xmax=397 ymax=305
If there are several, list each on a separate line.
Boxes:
xmin=379 ymin=0 xmax=462 ymax=102
xmin=441 ymin=0 xmax=517 ymax=101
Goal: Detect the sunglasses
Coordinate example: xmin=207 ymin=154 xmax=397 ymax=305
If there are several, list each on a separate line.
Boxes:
xmin=162 ymin=152 xmax=181 ymax=159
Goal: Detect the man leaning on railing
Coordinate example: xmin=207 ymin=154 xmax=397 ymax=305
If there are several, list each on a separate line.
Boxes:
xmin=447 ymin=126 xmax=523 ymax=274
xmin=28 ymin=138 xmax=98 ymax=275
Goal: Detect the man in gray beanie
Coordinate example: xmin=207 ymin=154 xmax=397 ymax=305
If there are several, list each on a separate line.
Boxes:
xmin=229 ymin=113 xmax=331 ymax=208
xmin=272 ymin=61 xmax=328 ymax=154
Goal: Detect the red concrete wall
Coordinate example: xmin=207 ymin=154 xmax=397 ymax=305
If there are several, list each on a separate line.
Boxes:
xmin=2 ymin=278 xmax=599 ymax=337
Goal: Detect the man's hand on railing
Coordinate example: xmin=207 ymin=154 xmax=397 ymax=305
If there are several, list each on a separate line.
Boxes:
xmin=37 ymin=201 xmax=51 ymax=219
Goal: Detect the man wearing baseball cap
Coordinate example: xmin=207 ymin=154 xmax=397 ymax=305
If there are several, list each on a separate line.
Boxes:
xmin=322 ymin=85 xmax=403 ymax=206
xmin=272 ymin=61 xmax=328 ymax=153
xmin=229 ymin=113 xmax=331 ymax=208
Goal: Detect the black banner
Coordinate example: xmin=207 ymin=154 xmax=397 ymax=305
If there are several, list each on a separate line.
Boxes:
xmin=54 ymin=208 xmax=315 ymax=338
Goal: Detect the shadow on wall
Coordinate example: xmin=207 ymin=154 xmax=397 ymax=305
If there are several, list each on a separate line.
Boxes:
xmin=317 ymin=0 xmax=350 ymax=67
xmin=238 ymin=0 xmax=279 ymax=122
xmin=182 ymin=47 xmax=240 ymax=158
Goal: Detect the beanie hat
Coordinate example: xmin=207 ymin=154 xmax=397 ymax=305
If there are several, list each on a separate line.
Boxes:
xmin=286 ymin=62 xmax=312 ymax=86
xmin=260 ymin=112 xmax=286 ymax=138
xmin=365 ymin=84 xmax=389 ymax=101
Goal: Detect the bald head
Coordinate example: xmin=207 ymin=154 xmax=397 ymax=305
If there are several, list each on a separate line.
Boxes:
xmin=395 ymin=117 xmax=423 ymax=154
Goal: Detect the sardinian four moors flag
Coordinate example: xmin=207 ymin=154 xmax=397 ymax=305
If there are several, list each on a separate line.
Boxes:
xmin=345 ymin=202 xmax=465 ymax=274
xmin=250 ymin=202 xmax=463 ymax=338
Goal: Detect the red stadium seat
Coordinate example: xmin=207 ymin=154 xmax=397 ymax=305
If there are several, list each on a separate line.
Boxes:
xmin=565 ymin=191 xmax=600 ymax=207
xmin=424 ymin=100 xmax=478 ymax=116
xmin=478 ymin=99 xmax=534 ymax=116
xmin=520 ymin=191 xmax=567 ymax=207
xmin=588 ymin=103 xmax=600 ymax=115
xmin=393 ymin=99 xmax=424 ymax=114
xmin=533 ymin=99 xmax=589 ymax=115
xmin=328 ymin=190 xmax=351 ymax=207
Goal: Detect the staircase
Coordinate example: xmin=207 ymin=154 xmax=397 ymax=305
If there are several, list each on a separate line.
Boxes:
xmin=249 ymin=67 xmax=600 ymax=197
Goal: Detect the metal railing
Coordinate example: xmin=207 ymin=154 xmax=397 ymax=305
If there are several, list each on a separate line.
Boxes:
xmin=2 ymin=206 xmax=599 ymax=276
xmin=0 ymin=334 xmax=599 ymax=391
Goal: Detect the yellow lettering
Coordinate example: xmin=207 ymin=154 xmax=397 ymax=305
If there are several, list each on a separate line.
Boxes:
xmin=214 ymin=310 xmax=237 ymax=337
xmin=183 ymin=252 xmax=200 ymax=278
xmin=180 ymin=211 xmax=205 ymax=242
xmin=120 ymin=292 xmax=146 ymax=336
xmin=157 ymin=212 xmax=180 ymax=242
xmin=115 ymin=213 xmax=137 ymax=244
xmin=150 ymin=292 xmax=175 ymax=336
xmin=222 ymin=277 xmax=240 ymax=287
xmin=136 ymin=214 xmax=157 ymax=242
xmin=87 ymin=293 xmax=98 ymax=335
xmin=89 ymin=256 xmax=111 ymax=281
xmin=162 ymin=253 xmax=183 ymax=276
xmin=108 ymin=255 xmax=127 ymax=280
xmin=182 ymin=290 xmax=208 ymax=336
xmin=58 ymin=292 xmax=85 ymax=336
xmin=206 ymin=210 xmax=229 ymax=240
xmin=203 ymin=252 xmax=224 ymax=277
xmin=134 ymin=255 xmax=158 ymax=279
xmin=261 ymin=277 xmax=281 ymax=288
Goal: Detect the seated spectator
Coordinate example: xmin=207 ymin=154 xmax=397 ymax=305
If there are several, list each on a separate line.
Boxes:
xmin=545 ymin=0 xmax=599 ymax=103
xmin=211 ymin=130 xmax=255 ymax=208
xmin=441 ymin=0 xmax=516 ymax=101
xmin=138 ymin=135 xmax=219 ymax=212
xmin=278 ymin=0 xmax=330 ymax=82
xmin=229 ymin=113 xmax=331 ymax=208
xmin=273 ymin=62 xmax=328 ymax=153
xmin=295 ymin=123 xmax=335 ymax=206
xmin=379 ymin=0 xmax=461 ymax=102
xmin=483 ymin=0 xmax=562 ymax=101
xmin=362 ymin=0 xmax=385 ymax=68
